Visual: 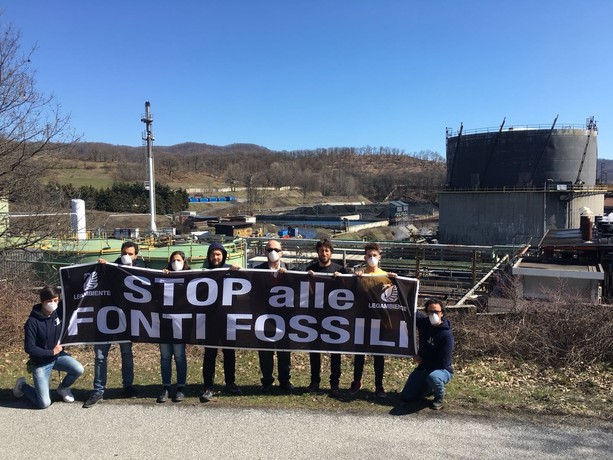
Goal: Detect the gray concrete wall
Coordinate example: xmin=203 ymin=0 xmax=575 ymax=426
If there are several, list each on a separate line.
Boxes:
xmin=439 ymin=191 xmax=604 ymax=245
xmin=520 ymin=276 xmax=600 ymax=303
xmin=345 ymin=221 xmax=389 ymax=233
xmin=567 ymin=193 xmax=604 ymax=228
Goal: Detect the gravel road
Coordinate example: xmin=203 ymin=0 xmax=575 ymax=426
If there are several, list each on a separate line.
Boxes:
xmin=0 ymin=401 xmax=611 ymax=459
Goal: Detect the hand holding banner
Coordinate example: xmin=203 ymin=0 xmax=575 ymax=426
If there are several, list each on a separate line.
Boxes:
xmin=59 ymin=263 xmax=419 ymax=357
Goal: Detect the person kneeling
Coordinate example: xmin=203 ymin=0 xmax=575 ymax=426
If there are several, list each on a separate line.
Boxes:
xmin=401 ymin=298 xmax=454 ymax=410
xmin=13 ymin=286 xmax=84 ymax=409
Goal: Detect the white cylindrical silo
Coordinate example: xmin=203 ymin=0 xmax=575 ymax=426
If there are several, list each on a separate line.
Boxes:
xmin=71 ymin=199 xmax=87 ymax=240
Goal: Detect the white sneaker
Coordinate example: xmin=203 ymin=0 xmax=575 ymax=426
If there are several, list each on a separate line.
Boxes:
xmin=13 ymin=377 xmax=25 ymax=398
xmin=57 ymin=386 xmax=75 ymax=403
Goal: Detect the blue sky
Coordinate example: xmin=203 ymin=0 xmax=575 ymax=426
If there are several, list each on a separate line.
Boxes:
xmin=3 ymin=1 xmax=612 ymax=158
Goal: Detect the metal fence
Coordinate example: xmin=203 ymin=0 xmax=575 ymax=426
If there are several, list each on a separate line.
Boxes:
xmin=0 ymin=249 xmax=61 ymax=286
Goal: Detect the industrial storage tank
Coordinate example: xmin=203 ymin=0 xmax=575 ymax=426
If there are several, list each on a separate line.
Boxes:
xmin=440 ymin=118 xmax=604 ymax=245
xmin=446 ymin=119 xmax=598 ymax=189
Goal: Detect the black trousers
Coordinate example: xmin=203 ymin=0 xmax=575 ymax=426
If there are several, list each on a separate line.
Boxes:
xmin=309 ymin=353 xmax=342 ymax=387
xmin=202 ymin=348 xmax=236 ymax=388
xmin=258 ymin=350 xmax=291 ymax=386
xmin=353 ymin=355 xmax=385 ymax=387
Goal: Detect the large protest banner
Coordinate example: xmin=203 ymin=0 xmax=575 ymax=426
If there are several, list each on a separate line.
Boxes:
xmin=59 ymin=263 xmax=419 ymax=357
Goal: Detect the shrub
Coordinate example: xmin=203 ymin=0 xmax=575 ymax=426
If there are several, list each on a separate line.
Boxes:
xmin=0 ymin=280 xmax=38 ymax=349
xmin=452 ymin=302 xmax=613 ymax=367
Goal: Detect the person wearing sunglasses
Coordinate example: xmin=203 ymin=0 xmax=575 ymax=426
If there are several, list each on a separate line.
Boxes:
xmin=401 ymin=297 xmax=454 ymax=410
xmin=254 ymin=240 xmax=293 ymax=392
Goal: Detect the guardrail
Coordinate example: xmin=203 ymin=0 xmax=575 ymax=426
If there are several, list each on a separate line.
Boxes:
xmin=443 ymin=184 xmax=607 ymax=193
xmin=446 ymin=123 xmax=589 ymax=138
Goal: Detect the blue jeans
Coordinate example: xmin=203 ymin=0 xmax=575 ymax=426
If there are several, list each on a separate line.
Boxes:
xmin=159 ymin=343 xmax=187 ymax=387
xmin=401 ymin=368 xmax=453 ymax=401
xmin=22 ymin=354 xmax=84 ymax=409
xmin=93 ymin=342 xmax=134 ymax=394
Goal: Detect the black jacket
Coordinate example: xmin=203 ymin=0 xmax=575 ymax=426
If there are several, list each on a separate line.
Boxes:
xmin=24 ymin=304 xmax=65 ymax=365
xmin=113 ymin=256 xmax=147 ymax=267
xmin=206 ymin=242 xmax=229 ymax=269
xmin=305 ymin=261 xmax=347 ymax=274
xmin=254 ymin=260 xmax=293 ymax=270
xmin=416 ymin=312 xmax=454 ymax=374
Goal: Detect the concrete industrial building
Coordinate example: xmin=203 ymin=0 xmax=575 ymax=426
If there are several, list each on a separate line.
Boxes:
xmin=439 ymin=118 xmax=605 ymax=245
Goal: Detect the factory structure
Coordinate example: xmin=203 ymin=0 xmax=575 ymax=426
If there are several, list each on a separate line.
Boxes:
xmin=439 ymin=117 xmax=604 ymax=246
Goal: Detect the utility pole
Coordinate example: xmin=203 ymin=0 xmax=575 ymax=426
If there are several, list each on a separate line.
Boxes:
xmin=141 ymin=101 xmax=157 ymax=234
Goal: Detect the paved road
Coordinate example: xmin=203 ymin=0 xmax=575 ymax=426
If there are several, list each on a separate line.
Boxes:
xmin=0 ymin=402 xmax=611 ymax=459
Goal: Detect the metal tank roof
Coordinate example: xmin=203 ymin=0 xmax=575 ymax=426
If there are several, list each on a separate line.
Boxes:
xmin=445 ymin=119 xmax=598 ymax=189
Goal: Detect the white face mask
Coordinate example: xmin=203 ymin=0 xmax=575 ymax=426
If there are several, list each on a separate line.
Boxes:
xmin=171 ymin=260 xmax=184 ymax=271
xmin=428 ymin=312 xmax=441 ymax=326
xmin=121 ymin=254 xmax=133 ymax=265
xmin=267 ymin=249 xmax=280 ymax=263
xmin=366 ymin=256 xmax=379 ymax=268
xmin=43 ymin=301 xmax=58 ymax=313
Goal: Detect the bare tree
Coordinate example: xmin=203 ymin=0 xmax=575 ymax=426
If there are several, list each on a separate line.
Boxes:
xmin=0 ymin=18 xmax=77 ymax=249
xmin=157 ymin=154 xmax=180 ymax=180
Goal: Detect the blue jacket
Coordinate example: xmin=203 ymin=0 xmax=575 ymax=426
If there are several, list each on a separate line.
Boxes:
xmin=24 ymin=304 xmax=65 ymax=365
xmin=416 ymin=311 xmax=454 ymax=374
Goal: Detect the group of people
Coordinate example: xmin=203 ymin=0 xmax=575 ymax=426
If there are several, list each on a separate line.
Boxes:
xmin=13 ymin=239 xmax=455 ymax=411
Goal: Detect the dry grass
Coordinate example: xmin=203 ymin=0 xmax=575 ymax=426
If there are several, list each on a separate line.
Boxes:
xmin=1 ymin=282 xmax=611 ymax=422
xmin=2 ymin=344 xmax=612 ymax=422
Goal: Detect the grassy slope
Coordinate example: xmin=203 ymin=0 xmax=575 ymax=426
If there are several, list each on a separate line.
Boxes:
xmin=24 ymin=157 xmax=611 ymax=424
xmin=1 ymin=344 xmax=611 ymax=425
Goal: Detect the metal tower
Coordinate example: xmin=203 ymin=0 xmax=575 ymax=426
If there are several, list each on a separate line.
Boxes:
xmin=141 ymin=101 xmax=157 ymax=234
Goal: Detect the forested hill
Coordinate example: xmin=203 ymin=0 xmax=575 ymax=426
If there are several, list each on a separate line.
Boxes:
xmin=57 ymin=142 xmax=446 ymax=202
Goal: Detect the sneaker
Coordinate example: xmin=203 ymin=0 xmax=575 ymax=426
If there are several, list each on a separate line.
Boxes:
xmin=307 ymin=381 xmax=320 ymax=392
xmin=260 ymin=383 xmax=273 ymax=393
xmin=172 ymin=390 xmax=184 ymax=403
xmin=157 ymin=388 xmax=169 ymax=403
xmin=279 ymin=382 xmax=294 ymax=392
xmin=375 ymin=386 xmax=387 ymax=399
xmin=431 ymin=399 xmax=444 ymax=410
xmin=200 ymin=388 xmax=214 ymax=403
xmin=57 ymin=385 xmax=75 ymax=403
xmin=349 ymin=380 xmax=362 ymax=394
xmin=13 ymin=377 xmax=25 ymax=398
xmin=83 ymin=392 xmax=103 ymax=408
xmin=329 ymin=384 xmax=340 ymax=398
xmin=123 ymin=385 xmax=137 ymax=399
xmin=225 ymin=383 xmax=243 ymax=396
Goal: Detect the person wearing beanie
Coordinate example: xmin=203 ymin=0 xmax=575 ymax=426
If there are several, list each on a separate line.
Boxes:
xmin=200 ymin=242 xmax=243 ymax=402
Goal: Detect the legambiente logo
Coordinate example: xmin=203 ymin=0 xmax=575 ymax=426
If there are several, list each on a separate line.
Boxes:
xmin=381 ymin=283 xmax=398 ymax=303
xmin=368 ymin=283 xmax=408 ymax=311
xmin=73 ymin=271 xmax=111 ymax=299
xmin=83 ymin=272 xmax=98 ymax=291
